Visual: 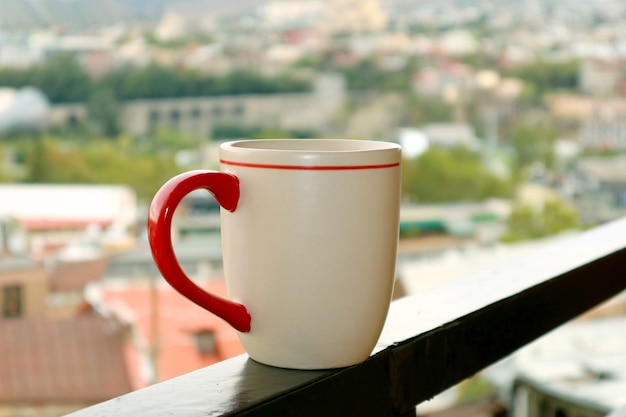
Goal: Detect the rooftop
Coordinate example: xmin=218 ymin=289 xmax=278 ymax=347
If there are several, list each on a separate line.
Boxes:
xmin=89 ymin=279 xmax=245 ymax=384
xmin=0 ymin=316 xmax=134 ymax=403
xmin=0 ymin=184 xmax=137 ymax=231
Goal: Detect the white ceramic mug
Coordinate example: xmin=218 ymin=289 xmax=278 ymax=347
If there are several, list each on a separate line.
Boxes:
xmin=148 ymin=139 xmax=401 ymax=369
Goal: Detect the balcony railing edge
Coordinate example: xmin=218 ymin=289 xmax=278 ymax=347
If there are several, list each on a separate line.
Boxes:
xmin=66 ymin=217 xmax=626 ymax=417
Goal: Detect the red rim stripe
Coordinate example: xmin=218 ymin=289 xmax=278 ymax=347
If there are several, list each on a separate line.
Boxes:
xmin=220 ymin=159 xmax=399 ymax=171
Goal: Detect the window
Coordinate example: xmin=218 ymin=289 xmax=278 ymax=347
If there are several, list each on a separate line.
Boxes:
xmin=170 ymin=109 xmax=180 ymax=125
xmin=148 ymin=109 xmax=160 ymax=133
xmin=67 ymin=113 xmax=78 ymax=128
xmin=232 ymin=104 xmax=245 ymax=116
xmin=2 ymin=285 xmax=23 ymax=318
xmin=194 ymin=330 xmax=217 ymax=356
xmin=149 ymin=109 xmax=160 ymax=122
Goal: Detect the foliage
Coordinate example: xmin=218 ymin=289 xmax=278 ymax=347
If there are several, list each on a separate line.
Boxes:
xmin=457 ymin=52 xmax=491 ymax=69
xmin=1 ymin=134 xmax=182 ymax=200
xmin=508 ymin=122 xmax=557 ymax=171
xmin=87 ymin=87 xmax=121 ymax=137
xmin=506 ymin=58 xmax=579 ymax=97
xmin=250 ymin=129 xmax=300 ymax=139
xmin=0 ymin=126 xmax=321 ymax=201
xmin=0 ymin=53 xmax=93 ymax=102
xmin=148 ymin=128 xmax=204 ymax=153
xmin=501 ymin=198 xmax=580 ymax=242
xmin=211 ymin=124 xmax=259 ymax=140
xmin=407 ymin=96 xmax=455 ymax=124
xmin=402 ymin=146 xmax=516 ymax=203
xmin=0 ymin=148 xmax=12 ymax=181
xmin=211 ymin=124 xmax=317 ymax=140
xmin=104 ymin=64 xmax=183 ymax=99
xmin=0 ymin=67 xmax=30 ymax=87
xmin=338 ymin=58 xmax=414 ymax=92
xmin=102 ymin=67 xmax=311 ymax=100
xmin=0 ymin=55 xmax=311 ymax=103
xmin=457 ymin=376 xmax=495 ymax=402
xmin=293 ymin=54 xmax=323 ymax=69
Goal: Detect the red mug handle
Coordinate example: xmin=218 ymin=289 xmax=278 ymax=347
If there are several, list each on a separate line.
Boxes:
xmin=147 ymin=170 xmax=251 ymax=333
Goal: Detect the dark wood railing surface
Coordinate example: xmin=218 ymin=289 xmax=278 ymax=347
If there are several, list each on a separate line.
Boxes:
xmin=67 ymin=217 xmax=626 ymax=417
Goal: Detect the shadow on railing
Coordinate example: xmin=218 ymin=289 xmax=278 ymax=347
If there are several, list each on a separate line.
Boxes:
xmin=66 ymin=217 xmax=626 ymax=417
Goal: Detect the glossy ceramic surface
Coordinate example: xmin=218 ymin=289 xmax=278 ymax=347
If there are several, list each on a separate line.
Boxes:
xmin=148 ymin=139 xmax=402 ymax=369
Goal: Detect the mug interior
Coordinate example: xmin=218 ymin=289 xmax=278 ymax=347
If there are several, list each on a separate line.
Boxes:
xmin=227 ymin=139 xmax=399 ymax=152
xmin=221 ymin=139 xmax=401 ymax=167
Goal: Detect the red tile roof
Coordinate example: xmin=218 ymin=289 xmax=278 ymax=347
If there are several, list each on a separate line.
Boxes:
xmin=0 ymin=316 xmax=134 ymax=403
xmin=97 ymin=280 xmax=245 ymax=384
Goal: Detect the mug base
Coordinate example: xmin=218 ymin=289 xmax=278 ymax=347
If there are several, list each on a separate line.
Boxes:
xmin=245 ymin=351 xmax=369 ymax=370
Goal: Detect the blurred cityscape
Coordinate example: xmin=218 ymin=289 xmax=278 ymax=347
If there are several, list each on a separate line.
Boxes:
xmin=1 ymin=0 xmax=626 ymax=416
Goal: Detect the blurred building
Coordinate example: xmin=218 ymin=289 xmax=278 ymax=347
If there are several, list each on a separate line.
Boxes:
xmin=259 ymin=1 xmax=325 ymax=29
xmin=155 ymin=11 xmax=187 ymax=42
xmin=1 ymin=232 xmax=109 ymax=321
xmin=0 ymin=87 xmax=49 ymax=136
xmin=419 ymin=123 xmax=482 ymax=151
xmin=412 ymin=64 xmax=475 ymax=98
xmin=572 ymin=156 xmax=626 ymax=225
xmin=0 ymin=40 xmax=44 ymax=68
xmin=579 ymin=58 xmax=626 ymax=97
xmin=0 ymin=184 xmax=137 ymax=258
xmin=48 ymin=73 xmax=345 ymax=138
xmin=581 ymin=106 xmax=626 ymax=151
xmin=0 ymin=316 xmax=136 ymax=417
xmin=0 ymin=257 xmax=47 ymax=319
xmin=322 ymin=0 xmax=387 ymax=34
xmin=0 ymin=252 xmax=135 ymax=416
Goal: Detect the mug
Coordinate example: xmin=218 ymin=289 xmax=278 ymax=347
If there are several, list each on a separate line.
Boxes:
xmin=148 ymin=139 xmax=402 ymax=369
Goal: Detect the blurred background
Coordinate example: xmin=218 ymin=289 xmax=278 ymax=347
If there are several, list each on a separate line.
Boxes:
xmin=0 ymin=0 xmax=625 ymax=416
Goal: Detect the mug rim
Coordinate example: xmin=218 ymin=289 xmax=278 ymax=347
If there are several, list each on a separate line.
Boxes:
xmin=222 ymin=139 xmax=400 ymax=152
xmin=220 ymin=139 xmax=401 ymax=169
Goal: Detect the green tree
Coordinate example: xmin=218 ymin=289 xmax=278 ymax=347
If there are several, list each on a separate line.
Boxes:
xmin=148 ymin=128 xmax=204 ymax=153
xmin=24 ymin=135 xmax=181 ymax=200
xmin=294 ymin=54 xmax=322 ymax=69
xmin=0 ymin=57 xmax=311 ymax=105
xmin=501 ymin=198 xmax=580 ymax=242
xmin=0 ymin=53 xmax=92 ymax=103
xmin=87 ymin=87 xmax=120 ymax=137
xmin=251 ymin=129 xmax=316 ymax=140
xmin=508 ymin=59 xmax=579 ymax=95
xmin=30 ymin=53 xmax=93 ymax=103
xmin=0 ymin=147 xmax=13 ymax=182
xmin=508 ymin=122 xmax=557 ymax=171
xmin=407 ymin=96 xmax=455 ymax=124
xmin=0 ymin=68 xmax=30 ymax=88
xmin=27 ymin=135 xmax=50 ymax=182
xmin=339 ymin=58 xmax=413 ymax=92
xmin=103 ymin=66 xmax=310 ymax=100
xmin=402 ymin=146 xmax=515 ymax=202
xmin=109 ymin=64 xmax=182 ymax=100
xmin=251 ymin=129 xmax=294 ymax=139
xmin=211 ymin=125 xmax=317 ymax=140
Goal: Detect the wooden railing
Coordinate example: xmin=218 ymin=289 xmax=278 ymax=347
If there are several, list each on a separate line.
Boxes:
xmin=66 ymin=217 xmax=626 ymax=417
